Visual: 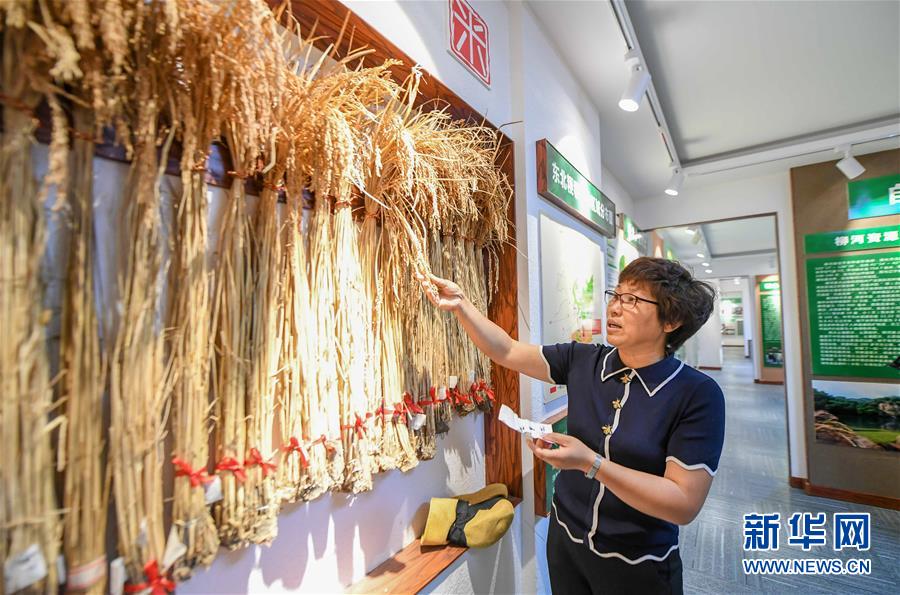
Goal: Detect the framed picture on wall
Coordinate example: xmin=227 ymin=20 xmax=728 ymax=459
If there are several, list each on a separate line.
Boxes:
xmin=813 ymin=379 xmax=900 ymax=453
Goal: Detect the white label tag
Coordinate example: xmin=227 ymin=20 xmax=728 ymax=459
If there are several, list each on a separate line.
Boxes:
xmin=4 ymin=544 xmax=48 ymax=593
xmin=66 ymin=556 xmax=106 ymax=591
xmin=437 ymin=386 xmax=448 ymax=401
xmin=448 ymin=376 xmax=458 ymax=389
xmin=204 ymin=475 xmax=223 ymax=505
xmin=411 ymin=413 xmax=427 ymax=431
xmin=57 ymin=555 xmax=66 ymax=584
xmin=498 ymin=404 xmax=554 ymax=440
xmin=109 ymin=557 xmax=127 ymax=595
xmin=162 ymin=526 xmax=187 ymax=570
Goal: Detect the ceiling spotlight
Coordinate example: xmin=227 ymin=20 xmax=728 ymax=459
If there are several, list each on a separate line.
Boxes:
xmin=697 ymin=253 xmax=705 ymax=258
xmin=701 ymin=262 xmax=709 ymax=267
xmin=619 ymin=49 xmax=651 ymax=112
xmin=664 ymin=168 xmax=685 ymax=196
xmin=705 ymin=269 xmax=713 ymax=274
xmin=734 ymin=278 xmax=741 ymax=286
xmin=835 ymin=145 xmax=865 ymax=180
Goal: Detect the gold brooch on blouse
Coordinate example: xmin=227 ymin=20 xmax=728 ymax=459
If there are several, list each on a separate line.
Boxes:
xmin=602 ymin=424 xmax=613 ymax=435
xmin=612 ymin=399 xmax=622 ymax=410
xmin=619 ymin=373 xmax=632 ymax=384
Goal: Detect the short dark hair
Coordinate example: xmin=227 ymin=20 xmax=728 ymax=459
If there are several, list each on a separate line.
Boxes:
xmin=618 ymin=257 xmax=716 ymax=356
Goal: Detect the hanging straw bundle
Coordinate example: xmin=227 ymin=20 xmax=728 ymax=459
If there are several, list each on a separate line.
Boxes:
xmin=107 ymin=77 xmax=176 ymax=595
xmin=242 ymin=169 xmax=284 ymax=544
xmin=0 ymin=8 xmax=76 ymax=592
xmin=59 ymin=106 xmax=109 ymax=595
xmin=209 ymin=146 xmax=254 ymax=548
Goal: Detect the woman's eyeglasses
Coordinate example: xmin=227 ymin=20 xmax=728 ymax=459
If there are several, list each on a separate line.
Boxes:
xmin=604 ymin=290 xmax=659 ymax=309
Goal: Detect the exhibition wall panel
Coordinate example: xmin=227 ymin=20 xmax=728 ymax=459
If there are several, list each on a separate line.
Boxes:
xmin=790 ymin=149 xmax=900 ymax=503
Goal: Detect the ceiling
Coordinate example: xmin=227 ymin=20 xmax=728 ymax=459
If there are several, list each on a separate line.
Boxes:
xmin=702 ymin=217 xmax=776 ymax=258
xmin=628 ymin=0 xmax=900 ymax=164
xmin=658 ymin=215 xmax=777 ymax=279
xmin=525 ymin=0 xmax=671 ymax=200
xmin=526 ymin=0 xmax=900 ymax=201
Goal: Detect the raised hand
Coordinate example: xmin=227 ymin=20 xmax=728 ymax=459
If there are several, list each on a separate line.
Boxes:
xmin=418 ymin=273 xmax=467 ymax=312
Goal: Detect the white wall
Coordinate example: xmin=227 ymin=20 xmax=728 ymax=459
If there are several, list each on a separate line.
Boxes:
xmin=741 ymin=279 xmax=754 ymax=359
xmin=695 ymin=280 xmax=723 ymax=368
xmin=636 ymin=172 xmax=806 ymax=478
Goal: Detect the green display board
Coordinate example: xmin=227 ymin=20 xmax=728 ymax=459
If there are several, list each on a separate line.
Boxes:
xmin=805 ymin=224 xmax=900 ymax=254
xmin=759 ymin=284 xmax=783 ymax=368
xmin=848 ymin=174 xmax=900 ymax=220
xmin=622 ymin=213 xmax=649 ymax=255
xmin=536 ymin=139 xmax=616 ymax=237
xmin=545 ymin=416 xmax=568 ymax=515
xmin=806 ymin=251 xmax=900 ymax=379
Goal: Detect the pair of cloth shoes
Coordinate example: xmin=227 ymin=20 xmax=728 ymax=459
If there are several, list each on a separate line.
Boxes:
xmin=421 ymin=483 xmax=514 ymax=548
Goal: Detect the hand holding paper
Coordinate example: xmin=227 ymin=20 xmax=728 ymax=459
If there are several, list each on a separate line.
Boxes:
xmin=498 ymin=404 xmax=553 ymax=440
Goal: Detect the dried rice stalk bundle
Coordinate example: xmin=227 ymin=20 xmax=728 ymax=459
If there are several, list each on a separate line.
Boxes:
xmin=275 ymin=189 xmax=326 ymax=503
xmin=0 ymin=28 xmax=63 ymax=591
xmin=308 ymin=199 xmax=345 ymax=489
xmin=210 ymin=132 xmax=255 ymax=550
xmin=380 ymin=226 xmax=419 ymax=472
xmin=242 ymin=176 xmax=283 ymax=543
xmin=295 ymin=59 xmax=400 ymax=490
xmin=107 ymin=92 xmax=175 ymax=588
xmin=358 ymin=212 xmax=387 ymax=469
xmin=162 ymin=0 xmax=250 ymax=575
xmin=334 ymin=196 xmax=377 ymax=493
xmin=59 ymin=106 xmax=109 ymax=595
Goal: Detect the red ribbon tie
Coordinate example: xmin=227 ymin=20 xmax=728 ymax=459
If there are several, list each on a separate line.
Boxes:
xmin=216 ymin=456 xmax=247 ymax=483
xmin=124 ymin=560 xmax=174 ymax=595
xmin=172 ymin=456 xmax=213 ymax=488
xmin=244 ymin=448 xmax=277 ymax=478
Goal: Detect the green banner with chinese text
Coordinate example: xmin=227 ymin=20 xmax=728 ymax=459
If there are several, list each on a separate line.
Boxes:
xmin=848 ymin=174 xmax=900 ymax=220
xmin=805 ymin=224 xmax=900 ymax=254
xmin=537 ymin=140 xmax=616 ymax=237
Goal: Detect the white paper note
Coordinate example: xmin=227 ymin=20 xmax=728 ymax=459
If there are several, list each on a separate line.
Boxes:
xmin=411 ymin=413 xmax=427 ymax=431
xmin=4 ymin=544 xmax=48 ymax=594
xmin=109 ymin=557 xmax=126 ymax=595
xmin=498 ymin=405 xmax=553 ymax=440
xmin=204 ymin=475 xmax=223 ymax=505
xmin=162 ymin=526 xmax=188 ymax=570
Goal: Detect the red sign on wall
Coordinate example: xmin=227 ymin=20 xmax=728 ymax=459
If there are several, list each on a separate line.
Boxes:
xmin=449 ymin=0 xmax=491 ymax=87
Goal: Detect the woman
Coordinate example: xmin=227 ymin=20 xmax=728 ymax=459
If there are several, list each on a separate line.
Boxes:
xmin=421 ymin=257 xmax=724 ymax=594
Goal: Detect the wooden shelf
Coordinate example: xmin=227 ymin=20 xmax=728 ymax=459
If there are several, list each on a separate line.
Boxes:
xmin=346 ymin=498 xmax=521 ymax=594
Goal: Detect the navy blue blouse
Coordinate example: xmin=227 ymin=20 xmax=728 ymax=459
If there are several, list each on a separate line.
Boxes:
xmin=541 ymin=342 xmax=725 ymax=564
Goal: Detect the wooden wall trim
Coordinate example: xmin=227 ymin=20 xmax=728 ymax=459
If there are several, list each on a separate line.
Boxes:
xmin=788 ymin=476 xmax=807 ymax=490
xmin=804 ymin=483 xmax=900 ymax=511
